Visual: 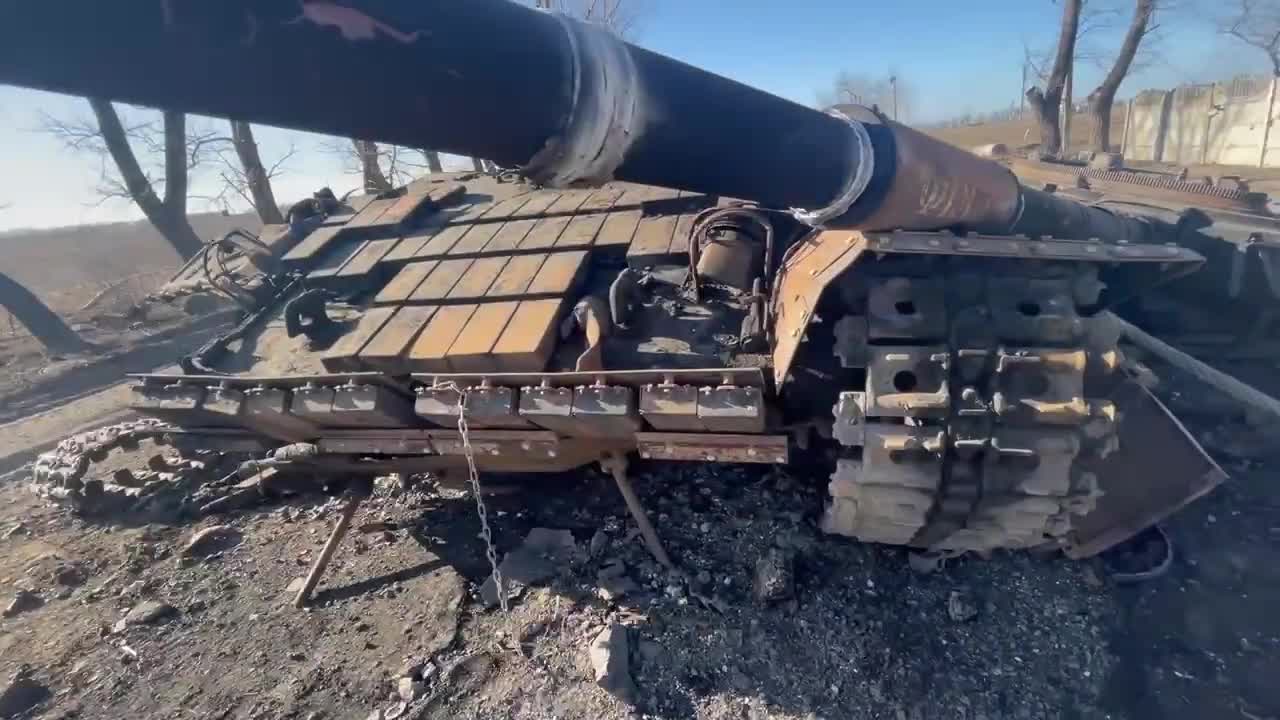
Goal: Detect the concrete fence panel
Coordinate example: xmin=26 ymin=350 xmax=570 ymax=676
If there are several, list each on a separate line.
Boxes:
xmin=1123 ymin=75 xmax=1278 ymax=169
xmin=1124 ymin=89 xmax=1171 ymax=162
xmin=1206 ymin=76 xmax=1275 ymax=167
xmin=1164 ymin=84 xmax=1216 ymax=166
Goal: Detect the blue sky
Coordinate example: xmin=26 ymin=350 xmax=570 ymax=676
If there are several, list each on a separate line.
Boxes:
xmin=0 ymin=0 xmax=1268 ymax=232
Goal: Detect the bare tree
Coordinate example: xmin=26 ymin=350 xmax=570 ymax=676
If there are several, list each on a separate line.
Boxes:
xmin=324 ymin=139 xmax=427 ymax=192
xmin=42 ymin=102 xmax=293 ymax=255
xmin=0 ymin=271 xmax=90 ymax=354
xmin=50 ymin=100 xmax=205 ymax=259
xmin=1026 ymin=2 xmax=1129 ymax=85
xmin=1026 ymin=0 xmax=1084 ymax=157
xmin=1087 ymin=0 xmax=1157 ymax=153
xmin=193 ymin=121 xmax=296 ymax=224
xmin=224 ymin=122 xmax=289 ymax=224
xmin=353 ymin=139 xmax=395 ymax=193
xmin=1220 ymin=0 xmax=1280 ymax=76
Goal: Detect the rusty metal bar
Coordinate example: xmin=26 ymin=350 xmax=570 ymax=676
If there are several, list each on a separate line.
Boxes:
xmin=293 ymin=492 xmax=363 ymax=608
xmin=601 ymin=453 xmax=674 ymax=570
xmin=1107 ymin=312 xmax=1280 ymax=422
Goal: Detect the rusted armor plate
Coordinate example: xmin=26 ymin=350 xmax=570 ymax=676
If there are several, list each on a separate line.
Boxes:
xmin=636 ymin=432 xmax=788 ymax=464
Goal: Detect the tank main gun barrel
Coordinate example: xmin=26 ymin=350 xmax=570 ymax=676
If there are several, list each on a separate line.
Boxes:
xmin=0 ymin=0 xmax=1152 ymax=242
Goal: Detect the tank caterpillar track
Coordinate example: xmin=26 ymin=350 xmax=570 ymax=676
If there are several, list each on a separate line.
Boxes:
xmin=820 ymin=264 xmax=1122 ymax=554
xmin=27 ymin=419 xmax=244 ymax=511
xmin=31 ymin=419 xmax=174 ymax=494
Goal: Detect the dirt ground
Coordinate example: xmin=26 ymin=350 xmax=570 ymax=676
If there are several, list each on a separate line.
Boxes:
xmin=0 ymin=348 xmax=1277 ymax=720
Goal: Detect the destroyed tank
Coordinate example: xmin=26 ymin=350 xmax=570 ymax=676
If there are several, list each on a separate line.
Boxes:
xmin=3 ymin=0 xmax=1260 ymax=559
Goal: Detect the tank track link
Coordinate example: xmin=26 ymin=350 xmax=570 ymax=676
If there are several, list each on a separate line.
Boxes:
xmin=822 ymin=266 xmax=1121 ymax=554
xmin=30 ymin=419 xmax=175 ymax=495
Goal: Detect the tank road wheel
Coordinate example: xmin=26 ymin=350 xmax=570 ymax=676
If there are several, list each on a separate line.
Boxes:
xmin=820 ymin=261 xmax=1122 ymax=554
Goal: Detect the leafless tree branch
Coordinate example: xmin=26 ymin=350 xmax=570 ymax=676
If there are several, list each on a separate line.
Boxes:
xmin=1220 ymin=0 xmax=1280 ymax=76
xmin=39 ymin=100 xmax=292 ymax=255
xmin=322 ymin=138 xmax=428 ymax=194
xmin=534 ymin=0 xmax=648 ymax=38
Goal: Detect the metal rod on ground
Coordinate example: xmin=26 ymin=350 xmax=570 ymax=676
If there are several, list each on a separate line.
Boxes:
xmin=1107 ymin=311 xmax=1280 ymax=422
xmin=602 ymin=454 xmax=674 ymax=571
xmin=293 ymin=492 xmax=363 ymax=608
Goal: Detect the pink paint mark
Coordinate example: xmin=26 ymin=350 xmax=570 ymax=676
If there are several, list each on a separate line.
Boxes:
xmin=290 ymin=1 xmax=422 ymax=44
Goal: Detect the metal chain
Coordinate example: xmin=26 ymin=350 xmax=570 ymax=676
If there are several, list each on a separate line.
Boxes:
xmin=437 ymin=381 xmax=507 ymax=612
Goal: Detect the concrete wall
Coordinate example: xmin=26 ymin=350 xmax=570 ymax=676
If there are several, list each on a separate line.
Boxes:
xmin=1124 ymin=89 xmax=1170 ymax=162
xmin=1122 ymin=75 xmax=1280 ymax=168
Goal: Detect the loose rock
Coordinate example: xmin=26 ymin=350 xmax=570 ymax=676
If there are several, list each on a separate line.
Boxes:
xmin=479 ymin=548 xmax=555 ymax=608
xmin=1 ymin=523 xmax=29 ymax=540
xmin=588 ymin=529 xmax=608 ymax=557
xmin=597 ymin=575 xmax=638 ymax=601
xmin=182 ymin=525 xmax=243 ymax=558
xmin=588 ymin=623 xmax=636 ymax=704
xmin=636 ymin=640 xmax=662 ymax=664
xmin=908 ymin=552 xmax=946 ymax=575
xmin=396 ymin=676 xmax=425 ymax=702
xmin=3 ymin=590 xmax=43 ymax=618
xmin=753 ymin=547 xmax=795 ymax=604
xmin=398 ymin=657 xmax=428 ymax=680
xmin=597 ymin=559 xmax=627 ymax=581
xmin=122 ymin=600 xmax=178 ymax=627
xmin=522 ymin=528 xmax=577 ymax=559
xmin=0 ymin=665 xmax=50 ymax=718
xmin=54 ymin=562 xmax=89 ymax=587
xmin=947 ymin=590 xmax=979 ymax=622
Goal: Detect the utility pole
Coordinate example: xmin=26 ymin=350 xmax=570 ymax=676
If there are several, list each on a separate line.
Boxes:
xmin=890 ymin=75 xmax=898 ymax=120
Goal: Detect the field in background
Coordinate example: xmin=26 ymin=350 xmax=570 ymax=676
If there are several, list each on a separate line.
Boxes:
xmin=926 ymin=108 xmax=1126 ymax=155
xmin=0 ymin=210 xmax=262 ymax=348
xmin=0 ymin=210 xmax=262 ymax=310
